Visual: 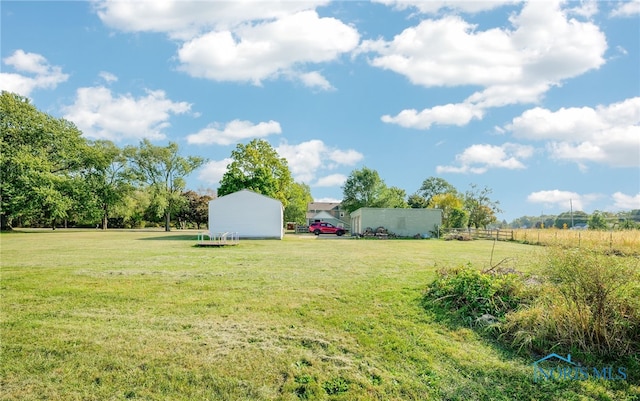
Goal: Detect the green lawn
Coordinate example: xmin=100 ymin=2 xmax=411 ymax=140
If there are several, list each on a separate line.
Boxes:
xmin=1 ymin=230 xmax=637 ymax=400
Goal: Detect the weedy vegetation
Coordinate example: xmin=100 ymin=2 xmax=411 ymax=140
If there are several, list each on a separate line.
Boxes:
xmin=1 ymin=229 xmax=639 ymax=400
xmin=512 ymin=229 xmax=640 ymax=255
xmin=501 ymin=247 xmax=640 ymax=359
xmin=424 ymin=244 xmax=640 ymax=397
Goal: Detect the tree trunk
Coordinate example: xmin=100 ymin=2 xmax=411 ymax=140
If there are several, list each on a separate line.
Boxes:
xmin=102 ymin=205 xmax=108 ymax=230
xmin=0 ymin=215 xmax=12 ymax=231
xmin=165 ymin=211 xmax=171 ymax=232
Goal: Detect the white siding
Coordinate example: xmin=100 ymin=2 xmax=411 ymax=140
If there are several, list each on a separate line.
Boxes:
xmin=209 ymin=190 xmax=283 ymax=239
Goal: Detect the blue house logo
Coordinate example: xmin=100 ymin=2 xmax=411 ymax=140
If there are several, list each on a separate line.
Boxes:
xmin=533 ymin=353 xmax=627 ymax=382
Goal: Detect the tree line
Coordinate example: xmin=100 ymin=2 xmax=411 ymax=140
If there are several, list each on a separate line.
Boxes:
xmin=1 ymin=92 xmax=203 ymax=230
xmin=341 ymin=168 xmax=501 ymax=229
xmin=507 ymin=210 xmax=640 ymax=230
xmin=14 ymin=89 xmax=625 ymax=233
xmin=1 ymin=90 xmax=502 ymax=230
xmin=0 ymin=91 xmax=314 ymax=231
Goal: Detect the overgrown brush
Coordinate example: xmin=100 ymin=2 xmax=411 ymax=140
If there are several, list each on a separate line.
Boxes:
xmin=423 ymin=246 xmax=640 ymax=362
xmin=423 ymin=263 xmax=527 ymax=324
xmin=502 ymin=247 xmax=640 ymax=359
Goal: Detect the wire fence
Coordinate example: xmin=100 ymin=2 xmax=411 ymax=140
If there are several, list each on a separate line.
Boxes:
xmin=439 ymin=228 xmax=640 ymax=254
xmin=511 ymin=229 xmax=640 ymax=254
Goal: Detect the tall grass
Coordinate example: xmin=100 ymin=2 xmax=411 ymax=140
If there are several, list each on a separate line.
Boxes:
xmin=512 ymin=229 xmax=640 ymax=254
xmin=502 ymin=247 xmax=640 ymax=359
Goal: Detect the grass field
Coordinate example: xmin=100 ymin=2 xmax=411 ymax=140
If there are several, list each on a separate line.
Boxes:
xmin=1 ymin=230 xmax=638 ymax=400
xmin=512 ymin=229 xmax=640 ymax=255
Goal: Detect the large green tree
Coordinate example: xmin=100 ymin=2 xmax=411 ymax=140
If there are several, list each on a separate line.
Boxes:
xmin=428 ymin=192 xmax=465 ymax=228
xmin=419 ymin=177 xmax=457 ymax=205
xmin=0 ymin=91 xmax=92 ymax=229
xmin=341 ymin=167 xmax=408 ymax=212
xmin=407 ymin=193 xmax=428 ymax=208
xmin=82 ymin=140 xmax=133 ymax=229
xmin=218 ymin=139 xmax=293 ymax=207
xmin=113 ymin=189 xmax=152 ymax=228
xmin=380 ymin=186 xmax=408 ymax=209
xmin=284 ymin=182 xmax=313 ymax=224
xmin=176 ymin=190 xmax=213 ymax=229
xmin=125 ymin=140 xmax=205 ymax=231
xmin=341 ymin=167 xmax=386 ymax=213
xmin=448 ymin=208 xmax=469 ymax=229
xmin=588 ymin=211 xmax=608 ymax=230
xmin=464 ymin=184 xmax=502 ymax=229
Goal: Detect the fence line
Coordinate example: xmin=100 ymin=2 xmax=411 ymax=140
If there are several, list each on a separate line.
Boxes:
xmin=439 ymin=228 xmax=514 ymax=241
xmin=511 ymin=229 xmax=639 ymax=253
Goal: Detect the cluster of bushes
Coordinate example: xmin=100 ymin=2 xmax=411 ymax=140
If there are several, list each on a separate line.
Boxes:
xmin=423 ymin=247 xmax=640 ymax=361
xmin=424 ymin=263 xmax=526 ymax=324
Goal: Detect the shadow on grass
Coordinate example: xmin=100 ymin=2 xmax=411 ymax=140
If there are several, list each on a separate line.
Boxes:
xmin=138 ymin=234 xmax=200 ymax=241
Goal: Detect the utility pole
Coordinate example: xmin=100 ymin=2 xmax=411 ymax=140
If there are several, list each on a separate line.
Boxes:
xmin=570 ymin=199 xmax=574 ymax=228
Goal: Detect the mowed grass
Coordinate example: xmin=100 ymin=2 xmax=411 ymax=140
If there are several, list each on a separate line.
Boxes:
xmin=1 ymin=230 xmax=637 ymax=400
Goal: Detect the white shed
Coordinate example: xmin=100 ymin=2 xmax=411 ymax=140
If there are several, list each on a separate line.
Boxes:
xmin=208 ymin=189 xmax=283 ymax=239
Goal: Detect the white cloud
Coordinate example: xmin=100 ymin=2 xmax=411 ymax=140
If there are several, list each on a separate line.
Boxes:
xmin=616 ymin=45 xmax=629 ymax=56
xmin=196 ymin=140 xmax=361 ymax=188
xmin=197 ymin=158 xmax=232 ymax=186
xmin=4 ymin=50 xmax=50 ymax=74
xmin=612 ymin=192 xmax=640 ymax=210
xmin=363 ymin=1 xmax=607 ymax=129
xmin=506 ymin=97 xmax=640 ymax=168
xmin=436 ymin=143 xmax=534 ymax=174
xmin=177 ymin=10 xmax=359 ymax=86
xmin=567 ymin=0 xmax=599 ymax=18
xmin=315 ymin=174 xmax=347 ymax=187
xmin=99 ymin=71 xmax=118 ymax=83
xmin=187 ymin=120 xmax=281 ymax=146
xmin=374 ymin=0 xmax=521 ymax=14
xmin=382 ymin=103 xmax=483 ymax=129
xmin=62 ymin=86 xmax=191 ymax=141
xmin=328 ymin=149 xmax=364 ymax=166
xmin=610 ymin=0 xmax=640 ymax=17
xmin=94 ymin=1 xmax=358 ymax=89
xmin=0 ymin=50 xmax=69 ymax=96
xmin=94 ymin=0 xmax=328 ymax=40
xmin=276 ymin=139 xmax=363 ymax=184
xmin=527 ymin=190 xmax=601 ymax=211
xmin=314 ymin=197 xmax=342 ymax=203
xmin=298 ymin=71 xmax=334 ymax=91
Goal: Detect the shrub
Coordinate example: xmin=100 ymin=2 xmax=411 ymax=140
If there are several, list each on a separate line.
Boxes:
xmin=502 ymin=247 xmax=640 ymax=358
xmin=423 ymin=263 xmax=526 ymax=323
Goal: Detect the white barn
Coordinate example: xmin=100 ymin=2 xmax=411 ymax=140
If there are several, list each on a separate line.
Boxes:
xmin=208 ymin=189 xmax=283 ymax=239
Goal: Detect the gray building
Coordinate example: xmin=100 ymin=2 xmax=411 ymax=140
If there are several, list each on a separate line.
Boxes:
xmin=350 ymin=208 xmax=442 ymax=237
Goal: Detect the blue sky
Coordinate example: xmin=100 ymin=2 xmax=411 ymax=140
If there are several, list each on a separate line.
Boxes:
xmin=1 ymin=0 xmax=639 ymax=222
